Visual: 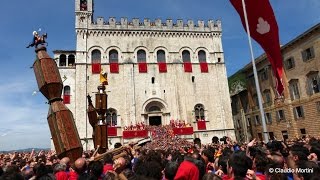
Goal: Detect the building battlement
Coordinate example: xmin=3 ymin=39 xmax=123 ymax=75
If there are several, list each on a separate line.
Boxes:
xmin=89 ymin=17 xmax=221 ymax=32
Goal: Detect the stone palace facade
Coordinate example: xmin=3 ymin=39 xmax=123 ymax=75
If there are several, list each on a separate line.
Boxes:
xmin=53 ymin=0 xmax=235 ymax=150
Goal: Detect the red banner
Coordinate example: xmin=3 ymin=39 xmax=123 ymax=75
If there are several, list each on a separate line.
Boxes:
xmin=138 ymin=62 xmax=148 ymax=73
xmin=110 ymin=63 xmax=119 ymax=73
xmin=123 ymin=130 xmax=148 ymax=139
xmin=183 ymin=62 xmax=192 ymax=72
xmin=173 ymin=127 xmax=194 ymax=135
xmin=197 ymin=121 xmax=206 ymax=130
xmin=92 ymin=63 xmax=101 ymax=74
xmin=158 ymin=62 xmax=167 ymax=73
xmin=230 ymin=0 xmax=284 ymax=96
xmin=107 ymin=127 xmax=117 ymax=136
xmin=200 ymin=62 xmax=208 ymax=73
xmin=63 ymin=95 xmax=70 ymax=104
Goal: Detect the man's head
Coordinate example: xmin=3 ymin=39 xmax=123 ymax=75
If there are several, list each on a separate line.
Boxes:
xmin=253 ymin=153 xmax=269 ymax=173
xmin=194 ymin=138 xmax=201 ymax=148
xmin=227 ymin=151 xmax=253 ymax=178
xmin=74 ymin=158 xmax=87 ymax=174
xmin=212 ymin=136 xmax=219 ymax=144
xmin=60 ymin=157 xmax=70 ymax=171
xmin=164 ymin=162 xmax=179 ymax=180
xmin=287 ymin=144 xmax=309 ymax=170
xmin=114 ymin=142 xmax=122 ymax=149
xmin=201 ymin=149 xmax=214 ymax=164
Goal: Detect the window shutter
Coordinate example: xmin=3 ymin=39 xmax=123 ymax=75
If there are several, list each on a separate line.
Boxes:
xmin=293 ymin=107 xmax=297 ymax=120
xmin=276 ymin=111 xmax=280 ymax=122
xmin=301 ymin=106 xmax=305 ymax=118
xmin=289 ymin=85 xmax=294 ymax=100
xmin=310 ymin=47 xmax=315 ymax=59
xmin=307 ymin=78 xmax=313 ymax=95
xmin=301 ymin=51 xmax=307 ymax=61
xmin=292 ymin=58 xmax=295 ymax=68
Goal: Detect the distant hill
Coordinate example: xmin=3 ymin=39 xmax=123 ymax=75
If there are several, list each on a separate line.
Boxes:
xmin=0 ymin=148 xmax=50 ymax=153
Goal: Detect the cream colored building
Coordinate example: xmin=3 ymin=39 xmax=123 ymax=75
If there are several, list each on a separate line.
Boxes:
xmin=54 ymin=0 xmax=235 ymax=150
xmin=229 ymin=23 xmax=320 ymax=142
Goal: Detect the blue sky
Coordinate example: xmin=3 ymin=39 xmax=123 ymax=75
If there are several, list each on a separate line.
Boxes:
xmin=0 ymin=0 xmax=319 ymax=151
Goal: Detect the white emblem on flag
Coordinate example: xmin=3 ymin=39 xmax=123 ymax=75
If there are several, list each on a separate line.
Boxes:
xmin=256 ymin=17 xmax=270 ymax=34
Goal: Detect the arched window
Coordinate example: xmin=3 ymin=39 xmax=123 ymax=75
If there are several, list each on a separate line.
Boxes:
xmin=91 ymin=49 xmax=101 ymax=74
xmin=182 ymin=50 xmax=192 ymax=72
xmin=157 ymin=50 xmax=166 ymax=63
xmin=63 ymin=86 xmax=71 ymax=104
xmin=80 ymin=0 xmax=87 ymax=11
xmin=109 ymin=49 xmax=118 ymax=63
xmin=157 ymin=50 xmax=167 ymax=73
xmin=137 ymin=49 xmax=147 ymax=73
xmin=106 ymin=108 xmax=117 ymax=126
xmin=68 ymin=55 xmax=75 ymax=66
xmin=198 ymin=50 xmax=206 ymax=62
xmin=59 ymin=54 xmax=66 ymax=67
xmin=92 ymin=49 xmax=101 ymax=63
xmin=194 ymin=104 xmax=205 ymax=121
xmin=182 ymin=50 xmax=191 ymax=62
xmin=137 ymin=50 xmax=146 ymax=63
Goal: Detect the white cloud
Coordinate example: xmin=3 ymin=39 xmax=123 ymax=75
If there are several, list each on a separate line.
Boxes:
xmin=0 ymin=77 xmax=50 ymax=151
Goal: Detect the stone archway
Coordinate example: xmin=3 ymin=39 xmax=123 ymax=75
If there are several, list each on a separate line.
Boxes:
xmin=142 ymin=98 xmax=167 ymax=126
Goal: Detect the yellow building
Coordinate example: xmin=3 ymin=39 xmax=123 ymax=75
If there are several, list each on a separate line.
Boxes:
xmin=229 ymin=23 xmax=320 ymax=142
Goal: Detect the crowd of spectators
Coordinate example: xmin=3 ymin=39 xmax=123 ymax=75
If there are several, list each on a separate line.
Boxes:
xmin=1 ymin=128 xmax=320 ymax=180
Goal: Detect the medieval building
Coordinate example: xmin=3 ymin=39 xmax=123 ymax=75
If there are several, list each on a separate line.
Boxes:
xmin=54 ymin=0 xmax=234 ymax=150
xmin=229 ymin=23 xmax=320 ymax=142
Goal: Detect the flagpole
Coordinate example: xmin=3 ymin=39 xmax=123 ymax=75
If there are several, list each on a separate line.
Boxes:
xmin=241 ymin=0 xmax=269 ymax=143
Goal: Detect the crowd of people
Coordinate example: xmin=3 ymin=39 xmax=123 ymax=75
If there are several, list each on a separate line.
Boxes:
xmin=1 ymin=127 xmax=320 ymax=180
xmin=122 ymin=119 xmax=193 ymax=131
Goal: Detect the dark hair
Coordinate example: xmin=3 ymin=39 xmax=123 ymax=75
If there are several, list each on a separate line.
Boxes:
xmin=33 ymin=163 xmax=49 ymax=179
xmin=267 ymin=141 xmax=283 ymax=152
xmin=290 ymin=144 xmax=309 ymax=161
xmin=296 ymin=161 xmax=320 ymax=180
xmin=114 ymin=142 xmax=122 ymax=149
xmin=88 ymin=161 xmax=103 ymax=179
xmin=228 ymin=151 xmax=252 ymax=178
xmin=254 ymin=153 xmax=269 ymax=173
xmin=103 ymin=153 xmax=113 ymax=164
xmin=218 ymin=156 xmax=229 ymax=174
xmin=212 ymin=136 xmax=219 ymax=144
xmin=194 ymin=138 xmax=201 ymax=147
xmin=0 ymin=172 xmax=24 ymax=180
xmin=202 ymin=149 xmax=214 ymax=163
xmin=134 ymin=160 xmax=162 ymax=180
xmin=202 ymin=173 xmax=222 ymax=180
xmin=164 ymin=162 xmax=179 ymax=180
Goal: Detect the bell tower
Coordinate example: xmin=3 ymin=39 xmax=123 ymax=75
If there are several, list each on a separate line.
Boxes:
xmin=75 ymin=0 xmax=94 ymax=29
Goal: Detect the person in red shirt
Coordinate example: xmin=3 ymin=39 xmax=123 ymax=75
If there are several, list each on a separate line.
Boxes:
xmin=102 ymin=154 xmax=114 ymax=174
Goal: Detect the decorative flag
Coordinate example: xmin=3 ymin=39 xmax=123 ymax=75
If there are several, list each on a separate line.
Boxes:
xmin=100 ymin=69 xmax=108 ymax=85
xmin=230 ymin=0 xmax=284 ymax=96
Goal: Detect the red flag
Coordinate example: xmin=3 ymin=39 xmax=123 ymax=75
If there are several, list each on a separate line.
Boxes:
xmin=230 ymin=0 xmax=284 ymax=96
